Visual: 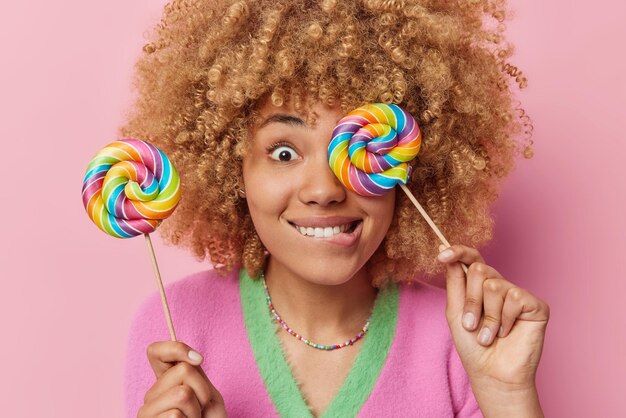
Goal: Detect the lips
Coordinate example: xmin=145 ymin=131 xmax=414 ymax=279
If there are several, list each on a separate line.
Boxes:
xmin=290 ymin=221 xmax=360 ymax=238
xmin=287 ymin=216 xmax=363 ymax=246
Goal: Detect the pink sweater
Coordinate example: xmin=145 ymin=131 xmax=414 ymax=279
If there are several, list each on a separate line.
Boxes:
xmin=124 ymin=269 xmax=482 ymax=417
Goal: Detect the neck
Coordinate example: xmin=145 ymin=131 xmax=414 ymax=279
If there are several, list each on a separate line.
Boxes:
xmin=263 ymin=258 xmax=378 ymax=341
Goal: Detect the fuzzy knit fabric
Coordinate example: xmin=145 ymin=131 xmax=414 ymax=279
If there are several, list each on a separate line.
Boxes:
xmin=240 ymin=270 xmax=399 ymax=417
xmin=124 ymin=269 xmax=482 ymax=417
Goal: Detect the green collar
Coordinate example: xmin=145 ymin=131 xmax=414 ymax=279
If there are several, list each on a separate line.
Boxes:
xmin=240 ymin=269 xmax=399 ymax=417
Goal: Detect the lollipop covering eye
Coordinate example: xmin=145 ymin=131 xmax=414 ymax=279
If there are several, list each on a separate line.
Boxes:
xmin=81 ymin=138 xmax=181 ymax=238
xmin=328 ymin=103 xmax=421 ymax=197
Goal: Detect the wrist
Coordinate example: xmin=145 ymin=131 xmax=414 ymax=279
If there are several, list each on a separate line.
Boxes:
xmin=470 ymin=381 xmax=544 ymax=418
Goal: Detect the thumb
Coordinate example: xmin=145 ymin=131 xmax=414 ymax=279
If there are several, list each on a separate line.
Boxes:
xmin=147 ymin=340 xmax=204 ymax=378
xmin=439 ymin=244 xmax=466 ymax=321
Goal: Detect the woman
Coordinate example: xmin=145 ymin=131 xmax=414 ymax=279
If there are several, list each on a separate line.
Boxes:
xmin=122 ymin=0 xmax=549 ymax=416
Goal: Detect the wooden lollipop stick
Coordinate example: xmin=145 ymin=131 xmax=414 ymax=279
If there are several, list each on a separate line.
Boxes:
xmin=144 ymin=234 xmax=177 ymax=341
xmin=399 ymin=184 xmax=469 ymax=275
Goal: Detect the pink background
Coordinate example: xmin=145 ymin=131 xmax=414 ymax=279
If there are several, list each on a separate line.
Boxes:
xmin=1 ymin=1 xmax=624 ymax=416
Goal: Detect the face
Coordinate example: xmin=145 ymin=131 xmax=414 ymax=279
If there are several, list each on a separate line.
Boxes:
xmin=242 ymin=99 xmax=396 ymax=286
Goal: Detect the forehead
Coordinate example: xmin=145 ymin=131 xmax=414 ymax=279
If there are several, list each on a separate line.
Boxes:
xmin=255 ymin=96 xmax=344 ymax=129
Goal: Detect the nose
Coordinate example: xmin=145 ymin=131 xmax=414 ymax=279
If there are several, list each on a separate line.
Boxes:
xmin=298 ymin=154 xmax=347 ymax=206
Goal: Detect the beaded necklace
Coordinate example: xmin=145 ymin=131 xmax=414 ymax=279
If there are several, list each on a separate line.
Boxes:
xmin=261 ymin=273 xmax=372 ymax=351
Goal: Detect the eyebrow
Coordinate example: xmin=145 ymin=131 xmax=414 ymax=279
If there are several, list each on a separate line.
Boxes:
xmin=259 ymin=114 xmax=307 ymax=128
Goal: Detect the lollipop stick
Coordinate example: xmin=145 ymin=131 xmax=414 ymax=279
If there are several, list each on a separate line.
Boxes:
xmin=399 ymin=184 xmax=469 ymax=274
xmin=144 ymin=234 xmax=178 ymax=341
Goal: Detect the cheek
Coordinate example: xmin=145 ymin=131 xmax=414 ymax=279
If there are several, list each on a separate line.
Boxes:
xmin=243 ymin=165 xmax=293 ymax=219
xmin=373 ymin=192 xmax=396 ymax=221
xmin=368 ymin=193 xmax=396 ymax=238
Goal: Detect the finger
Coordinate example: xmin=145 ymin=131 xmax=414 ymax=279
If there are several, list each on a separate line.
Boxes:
xmin=462 ymin=262 xmax=508 ymax=332
xmin=478 ymin=277 xmax=515 ymax=346
xmin=145 ymin=362 xmax=213 ymax=408
xmin=139 ymin=384 xmax=202 ymax=418
xmin=190 ymin=366 xmax=226 ymax=409
xmin=437 ymin=244 xmax=486 ymax=267
xmin=147 ymin=341 xmax=204 ymax=378
xmin=156 ymin=411 xmax=186 ymax=418
xmin=439 ymin=244 xmax=486 ymax=320
xmin=499 ymin=287 xmax=551 ymax=337
xmin=156 ymin=409 xmax=185 ymax=418
xmin=461 ymin=262 xmax=493 ymax=332
xmin=203 ymin=399 xmax=229 ymax=418
xmin=439 ymin=244 xmax=466 ymax=322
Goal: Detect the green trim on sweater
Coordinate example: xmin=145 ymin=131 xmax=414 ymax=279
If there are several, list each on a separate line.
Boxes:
xmin=240 ymin=270 xmax=399 ymax=417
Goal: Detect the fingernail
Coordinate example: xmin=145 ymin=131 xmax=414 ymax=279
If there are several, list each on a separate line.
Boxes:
xmin=479 ymin=327 xmax=492 ymax=345
xmin=462 ymin=312 xmax=476 ymax=330
xmin=498 ymin=326 xmax=504 ymax=337
xmin=188 ymin=350 xmax=203 ymax=363
xmin=438 ymin=249 xmax=454 ymax=261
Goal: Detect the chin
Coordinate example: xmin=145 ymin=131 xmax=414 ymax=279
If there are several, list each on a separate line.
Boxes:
xmin=287 ymin=258 xmax=367 ymax=287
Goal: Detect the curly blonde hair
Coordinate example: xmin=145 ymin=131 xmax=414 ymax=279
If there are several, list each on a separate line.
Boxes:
xmin=119 ymin=0 xmax=533 ymax=287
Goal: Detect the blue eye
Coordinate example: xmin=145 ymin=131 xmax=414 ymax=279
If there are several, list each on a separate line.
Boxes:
xmin=269 ymin=146 xmax=299 ymax=162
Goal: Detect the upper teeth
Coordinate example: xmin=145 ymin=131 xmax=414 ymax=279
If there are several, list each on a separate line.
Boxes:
xmin=296 ymin=224 xmax=349 ymax=238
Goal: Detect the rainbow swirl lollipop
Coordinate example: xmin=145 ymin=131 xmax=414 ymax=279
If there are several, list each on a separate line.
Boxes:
xmin=81 ymin=138 xmax=181 ymax=238
xmin=328 ymin=103 xmax=421 ymax=197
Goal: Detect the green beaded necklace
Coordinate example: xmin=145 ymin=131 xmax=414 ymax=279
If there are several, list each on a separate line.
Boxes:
xmin=261 ymin=273 xmax=372 ymax=351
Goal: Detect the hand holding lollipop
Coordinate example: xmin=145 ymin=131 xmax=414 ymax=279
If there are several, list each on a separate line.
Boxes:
xmin=82 ymin=138 xmax=182 ymax=340
xmin=329 ymin=103 xmax=468 ymax=273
